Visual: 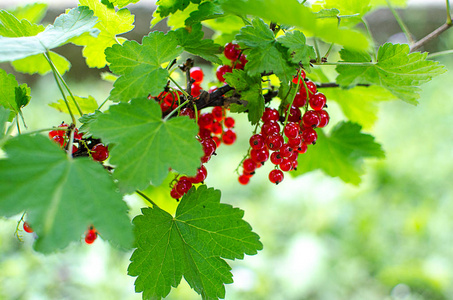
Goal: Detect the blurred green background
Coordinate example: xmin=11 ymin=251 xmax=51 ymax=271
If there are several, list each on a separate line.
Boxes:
xmin=1 ymin=1 xmax=453 ymax=300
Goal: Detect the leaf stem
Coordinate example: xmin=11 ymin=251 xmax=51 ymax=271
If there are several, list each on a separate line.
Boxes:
xmin=386 ymin=0 xmax=414 ymax=44
xmin=447 ymin=0 xmax=452 ymax=25
xmin=97 ymin=96 xmax=110 ymax=110
xmin=164 ymin=99 xmax=190 ymax=121
xmin=427 ymin=49 xmax=453 ymax=59
xmin=136 ymin=190 xmax=160 ymax=209
xmin=169 ymin=77 xmax=190 ymax=98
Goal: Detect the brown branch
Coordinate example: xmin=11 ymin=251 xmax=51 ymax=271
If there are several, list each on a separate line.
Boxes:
xmin=410 ymin=22 xmax=453 ymax=52
xmin=316 ymin=83 xmax=370 ymax=88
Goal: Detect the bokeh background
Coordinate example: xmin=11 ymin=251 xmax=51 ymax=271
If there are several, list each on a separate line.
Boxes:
xmin=1 ymin=0 xmax=453 ymax=299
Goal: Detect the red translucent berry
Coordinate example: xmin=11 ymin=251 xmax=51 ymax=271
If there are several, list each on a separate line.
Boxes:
xmin=266 ymin=133 xmax=284 ymax=151
xmin=250 ymin=148 xmax=269 ymax=164
xmin=222 ymin=129 xmax=237 ymax=145
xmin=234 ymin=61 xmax=245 ymax=70
xmin=211 ymin=106 xmax=224 ymax=121
xmin=212 ymin=136 xmax=221 ymax=148
xmin=216 ymin=65 xmax=232 ymax=82
xmin=309 ymin=93 xmax=327 ymax=111
xmin=180 ymin=107 xmax=195 ymax=119
xmin=48 ymin=130 xmax=60 ymax=139
xmin=201 ymin=137 xmax=217 ymax=158
xmin=288 ymin=135 xmax=302 ymax=148
xmin=293 ymin=91 xmax=308 ymax=108
xmin=297 ymin=142 xmax=308 ymax=154
xmin=317 ymin=110 xmax=330 ymax=128
xmin=269 ymin=169 xmax=284 ymax=184
xmin=249 ymin=134 xmax=265 ymax=149
xmin=198 ymin=113 xmax=214 ymax=129
xmin=279 ymin=158 xmax=293 ymax=172
xmin=176 ymin=176 xmax=192 ymax=195
xmin=270 ymin=151 xmax=284 ymax=165
xmin=280 ymin=143 xmax=294 ymax=158
xmin=302 ymin=127 xmax=318 ymax=145
xmin=285 ymin=106 xmax=301 ymax=123
xmin=198 ymin=128 xmax=212 ymax=139
xmin=23 ymin=221 xmax=33 ymax=233
xmin=191 ymin=83 xmax=202 ymax=97
xmin=261 ymin=121 xmax=280 ymax=137
xmin=52 ymin=135 xmax=65 ymax=147
xmin=190 ymin=67 xmax=204 ymax=84
xmin=91 ymin=143 xmax=109 ymax=162
xmin=85 ymin=228 xmax=97 ymax=244
xmin=189 ymin=165 xmax=208 ymax=184
xmin=239 ymin=54 xmax=248 ymax=66
xmin=224 ymin=117 xmax=235 ymax=128
xmin=211 ymin=122 xmax=223 ymax=135
xmin=242 ymin=158 xmax=257 ymax=173
xmin=302 ymin=110 xmax=320 ymax=128
xmin=238 ymin=174 xmax=250 ymax=185
xmin=284 ymin=122 xmax=300 ymax=139
xmin=224 ymin=42 xmax=241 ymax=61
xmin=74 ymin=128 xmax=84 ymax=140
xmin=262 ymin=107 xmax=279 ymax=122
xmin=292 ymin=69 xmax=306 ymax=84
xmin=292 ymin=159 xmax=298 ymax=170
xmin=170 ymin=187 xmax=182 ymax=199
xmin=299 ymin=81 xmax=317 ymax=99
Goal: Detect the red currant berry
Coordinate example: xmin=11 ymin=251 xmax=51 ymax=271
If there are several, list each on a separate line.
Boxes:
xmin=250 ymin=148 xmax=269 ymax=164
xmin=180 ymin=107 xmax=195 ymax=119
xmin=52 ymin=135 xmax=65 ymax=147
xmin=292 ymin=159 xmax=298 ymax=170
xmin=198 ymin=113 xmax=214 ymax=129
xmin=265 ymin=133 xmax=284 ymax=151
xmin=270 ymin=151 xmax=284 ymax=165
xmin=190 ymin=67 xmax=204 ymax=84
xmin=249 ymin=134 xmax=265 ymax=149
xmin=302 ymin=110 xmax=320 ymax=128
xmin=191 ymin=83 xmax=202 ymax=97
xmin=242 ymin=158 xmax=257 ymax=173
xmin=293 ymin=91 xmax=308 ymax=108
xmin=222 ymin=129 xmax=237 ymax=145
xmin=279 ymin=158 xmax=293 ymax=172
xmin=176 ymin=176 xmax=192 ymax=195
xmin=85 ymin=228 xmax=97 ymax=244
xmin=297 ymin=142 xmax=308 ymax=154
xmin=198 ymin=128 xmax=212 ymax=139
xmin=285 ymin=105 xmax=301 ymax=123
xmin=261 ymin=121 xmax=280 ymax=137
xmin=292 ymin=69 xmax=306 ymax=84
xmin=201 ymin=137 xmax=217 ymax=158
xmin=211 ymin=106 xmax=224 ymax=121
xmin=280 ymin=143 xmax=294 ymax=158
xmin=299 ymin=81 xmax=317 ymax=98
xmin=224 ymin=42 xmax=241 ymax=61
xmin=239 ymin=54 xmax=248 ymax=65
xmin=238 ymin=174 xmax=250 ymax=185
xmin=211 ymin=122 xmax=223 ymax=135
xmin=269 ymin=169 xmax=284 ymax=184
xmin=262 ymin=107 xmax=279 ymax=122
xmin=302 ymin=127 xmax=318 ymax=145
xmin=170 ymin=187 xmax=182 ymax=199
xmin=288 ymin=135 xmax=302 ymax=148
xmin=284 ymin=122 xmax=300 ymax=139
xmin=212 ymin=136 xmax=221 ymax=148
xmin=216 ymin=65 xmax=232 ymax=82
xmin=91 ymin=143 xmax=109 ymax=162
xmin=309 ymin=93 xmax=327 ymax=111
xmin=23 ymin=221 xmax=33 ymax=233
xmin=224 ymin=117 xmax=235 ymax=128
xmin=317 ymin=110 xmax=330 ymax=128
xmin=73 ymin=128 xmax=84 ymax=140
xmin=189 ymin=165 xmax=208 ymax=184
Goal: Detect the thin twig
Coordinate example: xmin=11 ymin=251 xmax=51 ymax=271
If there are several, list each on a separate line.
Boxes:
xmin=136 ymin=190 xmax=160 ymax=209
xmin=386 ymin=0 xmax=414 ymax=44
xmin=410 ymin=22 xmax=453 ymax=52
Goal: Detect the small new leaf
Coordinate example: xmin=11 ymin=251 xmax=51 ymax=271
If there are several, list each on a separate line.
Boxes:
xmin=292 ymin=121 xmax=385 ymax=185
xmin=278 ymin=30 xmax=316 ymax=68
xmin=185 ymin=1 xmax=224 ymax=26
xmin=49 ymin=95 xmax=98 ymax=115
xmin=129 ymin=185 xmax=263 ymax=299
xmin=155 ymin=0 xmax=201 ymax=18
xmin=0 ymin=135 xmax=133 ymax=252
xmin=89 ymin=97 xmax=203 ymax=193
xmin=224 ymin=69 xmax=265 ymax=124
xmin=0 ymin=69 xmax=30 ymax=121
xmin=336 ymin=44 xmax=447 ymax=104
xmin=105 ymin=31 xmax=183 ymax=101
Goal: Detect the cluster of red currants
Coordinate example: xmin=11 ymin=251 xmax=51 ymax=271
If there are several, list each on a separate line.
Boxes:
xmin=22 ymin=221 xmax=98 ymax=244
xmin=216 ymin=42 xmax=248 ymax=83
xmin=238 ymin=70 xmax=330 ymax=185
xmin=48 ymin=122 xmax=109 ymax=162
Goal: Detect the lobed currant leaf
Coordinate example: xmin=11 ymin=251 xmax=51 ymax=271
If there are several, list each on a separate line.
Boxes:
xmin=311 ymin=0 xmax=371 ymax=27
xmin=0 ymin=69 xmax=31 ymax=121
xmin=154 ymin=0 xmax=202 ymax=19
xmin=0 ymin=135 xmax=133 ymax=252
xmin=336 ymin=44 xmax=447 ymax=104
xmin=0 ymin=9 xmax=44 ymax=36
xmin=49 ymin=95 xmax=98 ymax=115
xmin=292 ymin=121 xmax=385 ymax=185
xmin=89 ymin=97 xmax=203 ymax=193
xmin=71 ymin=0 xmax=135 ymax=68
xmin=128 ymin=185 xmax=262 ymax=299
xmin=105 ymin=31 xmax=183 ymax=101
xmin=185 ymin=1 xmax=224 ymax=26
xmin=109 ymin=0 xmax=140 ymax=8
xmin=224 ymin=69 xmax=265 ymax=124
xmin=0 ymin=7 xmax=99 ymax=62
xmin=7 ymin=2 xmax=48 ymax=24
xmin=277 ymin=30 xmax=316 ymax=69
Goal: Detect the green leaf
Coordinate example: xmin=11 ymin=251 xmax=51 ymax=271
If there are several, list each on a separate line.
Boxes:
xmin=105 ymin=31 xmax=183 ymax=101
xmin=315 ymin=8 xmax=340 ymax=18
xmin=292 ymin=121 xmax=385 ymax=184
xmin=0 ymin=69 xmax=30 ymax=121
xmin=185 ymin=1 xmax=224 ymax=26
xmin=224 ymin=69 xmax=264 ymax=124
xmin=11 ymin=51 xmax=71 ymax=75
xmin=154 ymin=0 xmax=202 ymax=18
xmin=219 ymin=0 xmax=369 ymax=50
xmin=236 ymin=18 xmax=295 ymax=84
xmin=174 ymin=23 xmax=222 ymax=64
xmin=370 ymin=0 xmax=407 ymax=8
xmin=49 ymin=95 xmax=98 ymax=115
xmin=79 ymin=110 xmax=103 ymax=138
xmin=0 ymin=9 xmax=44 ymax=36
xmin=322 ymin=86 xmax=395 ymax=129
xmin=128 ymin=185 xmax=262 ymax=299
xmin=0 ymin=135 xmax=133 ymax=252
xmin=71 ymin=0 xmax=135 ymax=68
xmin=0 ymin=7 xmax=99 ymax=62
xmin=312 ymin=0 xmax=371 ymax=27
xmin=89 ymin=97 xmax=203 ymax=193
xmin=0 ymin=106 xmax=10 ymax=140
xmin=110 ymin=0 xmax=140 ymax=8
xmin=277 ymin=30 xmax=316 ymax=68
xmin=336 ymin=44 xmax=447 ymax=104
xmin=7 ymin=3 xmax=48 ymax=24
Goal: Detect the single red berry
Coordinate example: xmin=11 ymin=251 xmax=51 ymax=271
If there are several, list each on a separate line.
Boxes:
xmin=285 ymin=105 xmax=301 ymax=123
xmin=23 ymin=221 xmax=33 ymax=233
xmin=299 ymin=81 xmax=317 ymax=99
xmin=201 ymin=137 xmax=217 ymax=158
xmin=309 ymin=93 xmax=327 ymax=111
xmin=317 ymin=110 xmax=330 ymax=128
xmin=238 ymin=174 xmax=250 ymax=185
xmin=190 ymin=67 xmax=204 ymax=84
xmin=191 ymin=83 xmax=202 ymax=97
xmin=262 ymin=107 xmax=279 ymax=122
xmin=222 ymin=129 xmax=237 ymax=145
xmin=212 ymin=136 xmax=222 ymax=148
xmin=210 ymin=122 xmax=223 ymax=135
xmin=239 ymin=54 xmax=248 ymax=65
xmin=85 ymin=228 xmax=97 ymax=244
xmin=224 ymin=43 xmax=241 ymax=61
xmin=249 ymin=134 xmax=265 ymax=149
xmin=198 ymin=128 xmax=212 ymax=139
xmin=91 ymin=143 xmax=109 ymax=162
xmin=261 ymin=121 xmax=280 ymax=137
xmin=189 ymin=165 xmax=208 ymax=184
xmin=224 ymin=117 xmax=235 ymax=128
xmin=302 ymin=110 xmax=320 ymax=128
xmin=211 ymin=106 xmax=224 ymax=121
xmin=74 ymin=128 xmax=84 ymax=140
xmin=288 ymin=135 xmax=302 ymax=148
xmin=270 ymin=151 xmax=284 ymax=165
xmin=52 ymin=135 xmax=65 ymax=147
xmin=292 ymin=159 xmax=298 ymax=170
xmin=279 ymin=158 xmax=293 ymax=172
xmin=176 ymin=176 xmax=193 ymax=195
xmin=170 ymin=187 xmax=182 ymax=199
xmin=250 ymin=148 xmax=269 ymax=164
xmin=180 ymin=107 xmax=195 ymax=119
xmin=265 ymin=133 xmax=284 ymax=151
xmin=269 ymin=169 xmax=284 ymax=184
xmin=302 ymin=127 xmax=318 ymax=145
xmin=242 ymin=158 xmax=257 ymax=173
xmin=198 ymin=113 xmax=214 ymax=129
xmin=216 ymin=65 xmax=232 ymax=82
xmin=293 ymin=91 xmax=308 ymax=108
xmin=280 ymin=143 xmax=294 ymax=158
xmin=292 ymin=69 xmax=306 ymax=84
xmin=284 ymin=122 xmax=300 ymax=139
xmin=297 ymin=142 xmax=308 ymax=154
